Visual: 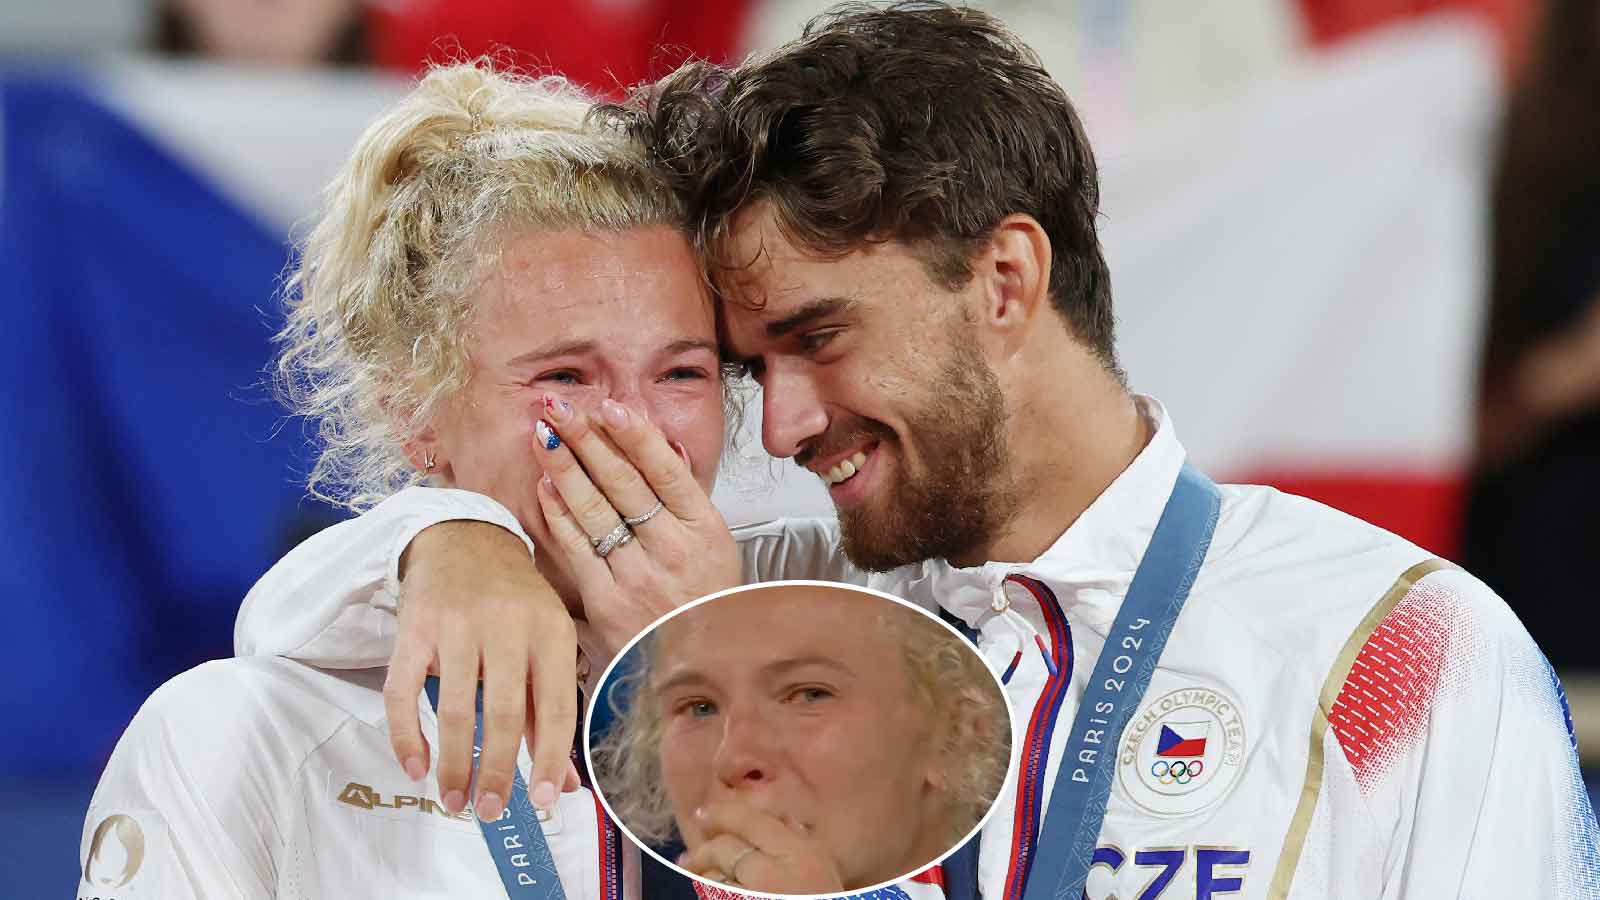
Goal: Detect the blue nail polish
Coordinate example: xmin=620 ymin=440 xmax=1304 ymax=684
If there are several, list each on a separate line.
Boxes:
xmin=536 ymin=419 xmax=561 ymax=451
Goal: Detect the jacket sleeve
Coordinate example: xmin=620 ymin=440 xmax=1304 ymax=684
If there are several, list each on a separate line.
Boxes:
xmin=233 ymin=487 xmax=533 ymax=667
xmin=1363 ymin=568 xmax=1600 ymax=898
xmin=76 ymin=662 xmax=301 ymax=900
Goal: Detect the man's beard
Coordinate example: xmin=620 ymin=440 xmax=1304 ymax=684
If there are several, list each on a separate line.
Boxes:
xmin=831 ymin=330 xmax=1016 ymax=572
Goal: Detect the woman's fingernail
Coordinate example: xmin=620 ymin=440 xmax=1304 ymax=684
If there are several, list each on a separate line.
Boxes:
xmin=535 ymin=420 xmax=561 ymax=451
xmin=694 ymin=805 xmax=706 ymax=819
xmin=672 ymin=440 xmax=691 ymax=467
xmin=541 ymin=472 xmax=554 ymax=491
xmin=600 ymin=399 xmax=629 ymax=428
xmin=476 ymin=791 xmax=504 ymax=821
xmin=443 ymin=789 xmax=466 ymax=815
xmin=544 ymin=394 xmax=574 ymax=423
xmin=403 ymin=756 xmax=426 ymax=781
xmin=532 ymin=780 xmax=558 ymax=810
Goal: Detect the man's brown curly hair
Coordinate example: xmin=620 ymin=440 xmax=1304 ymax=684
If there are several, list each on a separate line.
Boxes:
xmin=597 ymin=1 xmax=1118 ymax=370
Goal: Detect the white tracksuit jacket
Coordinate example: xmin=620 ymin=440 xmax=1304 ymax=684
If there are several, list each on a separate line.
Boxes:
xmin=79 ymin=399 xmax=1600 ymax=899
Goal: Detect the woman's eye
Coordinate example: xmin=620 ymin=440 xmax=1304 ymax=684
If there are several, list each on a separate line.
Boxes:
xmin=676 ymin=699 xmax=717 ymax=719
xmin=537 ymin=370 xmax=582 ymax=386
xmin=663 ymin=367 xmax=709 ymax=382
xmin=786 ymin=686 xmax=834 ymax=704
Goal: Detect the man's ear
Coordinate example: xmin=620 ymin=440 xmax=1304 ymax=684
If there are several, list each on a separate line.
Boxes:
xmin=973 ymin=213 xmax=1052 ymax=353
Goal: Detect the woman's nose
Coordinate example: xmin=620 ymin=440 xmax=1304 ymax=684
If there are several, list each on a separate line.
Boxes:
xmin=710 ymin=707 xmax=778 ymax=790
xmin=606 ymin=379 xmax=647 ymax=411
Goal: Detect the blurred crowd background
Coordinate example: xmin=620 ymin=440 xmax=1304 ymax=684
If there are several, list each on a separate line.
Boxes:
xmin=4 ymin=0 xmax=1597 ymax=889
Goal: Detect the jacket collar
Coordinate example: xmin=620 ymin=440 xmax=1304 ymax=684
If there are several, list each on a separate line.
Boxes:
xmin=891 ymin=395 xmax=1187 ymax=632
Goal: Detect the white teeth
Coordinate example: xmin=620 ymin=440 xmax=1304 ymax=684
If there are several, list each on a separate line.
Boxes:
xmin=819 ymin=450 xmax=871 ymax=486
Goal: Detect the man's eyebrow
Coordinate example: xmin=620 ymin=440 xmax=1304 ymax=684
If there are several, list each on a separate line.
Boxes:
xmin=763 ymin=296 xmax=859 ymax=339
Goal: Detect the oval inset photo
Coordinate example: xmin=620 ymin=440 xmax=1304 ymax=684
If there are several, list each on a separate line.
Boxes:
xmin=585 ymin=580 xmax=1015 ymax=898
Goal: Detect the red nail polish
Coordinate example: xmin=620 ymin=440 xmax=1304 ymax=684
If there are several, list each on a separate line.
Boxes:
xmin=543 ymin=394 xmax=573 ymax=423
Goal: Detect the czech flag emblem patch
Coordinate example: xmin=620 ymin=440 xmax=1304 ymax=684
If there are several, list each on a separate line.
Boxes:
xmin=1156 ymin=722 xmax=1209 ymax=758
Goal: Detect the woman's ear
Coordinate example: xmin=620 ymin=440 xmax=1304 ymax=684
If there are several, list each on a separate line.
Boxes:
xmin=925 ymin=691 xmax=977 ymax=792
xmin=402 ymin=426 xmax=443 ymax=476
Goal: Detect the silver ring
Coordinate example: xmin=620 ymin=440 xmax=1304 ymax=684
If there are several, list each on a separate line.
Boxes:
xmin=592 ymin=521 xmax=633 ymax=558
xmin=623 ymin=500 xmax=665 ymax=527
xmin=727 ymin=845 xmax=757 ymax=886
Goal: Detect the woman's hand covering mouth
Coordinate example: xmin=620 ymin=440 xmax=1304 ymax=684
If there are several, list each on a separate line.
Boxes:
xmin=531 ymin=395 xmax=740 ymax=661
xmin=677 ymin=799 xmax=846 ymax=894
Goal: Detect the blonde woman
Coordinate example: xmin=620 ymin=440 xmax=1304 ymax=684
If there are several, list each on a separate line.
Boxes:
xmin=592 ymin=583 xmax=1011 ymax=895
xmin=77 ymin=62 xmax=740 ymax=898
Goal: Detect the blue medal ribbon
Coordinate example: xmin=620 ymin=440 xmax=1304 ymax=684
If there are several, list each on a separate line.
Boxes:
xmin=424 ymin=676 xmax=568 ymax=900
xmin=943 ymin=461 xmax=1220 ymax=900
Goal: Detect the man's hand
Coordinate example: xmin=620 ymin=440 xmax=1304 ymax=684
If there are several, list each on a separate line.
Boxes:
xmin=383 ymin=520 xmax=580 ymax=821
xmin=677 ymin=801 xmax=846 ymax=894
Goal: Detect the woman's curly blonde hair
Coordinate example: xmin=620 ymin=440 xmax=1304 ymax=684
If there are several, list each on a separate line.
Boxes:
xmin=275 ymin=61 xmax=684 ymax=510
xmin=591 ymin=595 xmax=1013 ymax=848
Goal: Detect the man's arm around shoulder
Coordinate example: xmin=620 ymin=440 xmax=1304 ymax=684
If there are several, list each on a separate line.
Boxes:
xmin=233 ymin=486 xmax=533 ymax=664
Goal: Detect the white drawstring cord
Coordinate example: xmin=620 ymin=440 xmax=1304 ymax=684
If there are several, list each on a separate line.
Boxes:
xmin=992 ymin=576 xmax=1059 ymax=683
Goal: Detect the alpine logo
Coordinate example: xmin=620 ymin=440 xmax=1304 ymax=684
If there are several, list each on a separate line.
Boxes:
xmin=337 ymin=782 xmax=474 ymax=821
xmin=336 ymin=782 xmax=552 ymax=824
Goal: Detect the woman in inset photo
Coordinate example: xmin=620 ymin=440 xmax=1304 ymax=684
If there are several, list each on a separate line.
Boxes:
xmin=589 ymin=581 xmax=1013 ymax=896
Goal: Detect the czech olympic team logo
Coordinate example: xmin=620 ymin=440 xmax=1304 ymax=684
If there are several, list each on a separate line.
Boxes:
xmin=1118 ymin=687 xmax=1246 ymax=817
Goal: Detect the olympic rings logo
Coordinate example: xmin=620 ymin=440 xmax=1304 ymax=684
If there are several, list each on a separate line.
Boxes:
xmin=1150 ymin=759 xmax=1204 ymax=784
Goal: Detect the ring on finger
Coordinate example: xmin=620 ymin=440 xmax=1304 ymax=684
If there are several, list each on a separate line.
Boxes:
xmin=623 ymin=500 xmax=665 ymax=527
xmin=727 ymin=845 xmax=757 ymax=886
xmin=592 ymin=521 xmax=633 ymax=558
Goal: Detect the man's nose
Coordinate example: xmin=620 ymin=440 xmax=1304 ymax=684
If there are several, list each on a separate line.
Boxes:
xmin=760 ymin=362 xmax=829 ymax=460
xmin=711 ymin=706 xmax=779 ymax=790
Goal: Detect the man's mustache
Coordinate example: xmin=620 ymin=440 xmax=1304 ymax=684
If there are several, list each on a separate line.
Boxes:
xmin=794 ymin=417 xmax=896 ymax=470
